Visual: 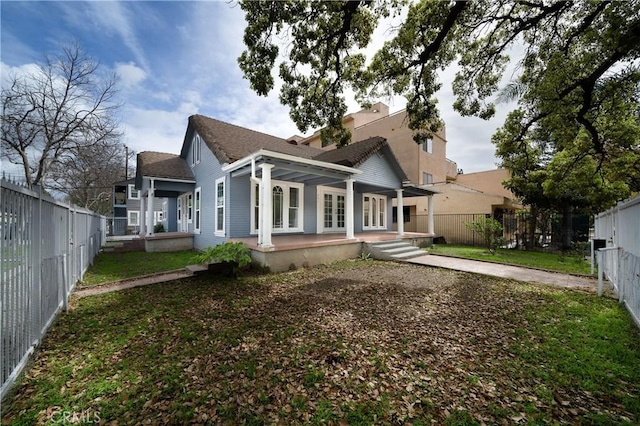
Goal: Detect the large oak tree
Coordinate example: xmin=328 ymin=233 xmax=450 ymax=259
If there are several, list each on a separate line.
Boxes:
xmin=239 ymin=0 xmax=640 ymax=219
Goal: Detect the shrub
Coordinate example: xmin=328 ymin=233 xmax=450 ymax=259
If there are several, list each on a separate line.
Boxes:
xmin=154 ymin=223 xmax=165 ymax=233
xmin=465 ymin=217 xmax=504 ymax=255
xmin=194 ymin=242 xmax=252 ymax=277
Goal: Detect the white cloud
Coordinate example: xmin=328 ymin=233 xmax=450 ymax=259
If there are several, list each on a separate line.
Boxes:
xmin=121 ymin=108 xmax=189 ymax=155
xmin=115 ymin=62 xmax=147 ymax=88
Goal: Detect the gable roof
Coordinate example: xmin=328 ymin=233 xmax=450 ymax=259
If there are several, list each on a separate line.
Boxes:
xmin=187 ymin=114 xmax=323 ymax=164
xmin=313 ymin=136 xmax=387 ymax=167
xmin=137 ymin=151 xmax=195 ymax=181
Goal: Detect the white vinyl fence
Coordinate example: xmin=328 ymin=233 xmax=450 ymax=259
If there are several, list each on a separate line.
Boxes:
xmin=1 ymin=177 xmax=106 ymax=401
xmin=594 ymin=194 xmax=640 ymax=328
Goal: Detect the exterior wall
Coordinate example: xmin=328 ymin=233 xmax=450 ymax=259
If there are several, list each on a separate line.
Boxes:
xmin=303 ymin=185 xmax=318 ymax=234
xmin=189 ymin=131 xmax=227 ymax=250
xmin=352 ymin=110 xmax=448 ymax=184
xmin=453 ymin=169 xmax=515 ymax=200
xmin=229 ymin=174 xmax=252 ymax=237
xmin=165 ymin=198 xmax=178 ymax=232
xmin=431 ymin=183 xmax=508 ymax=214
xmin=250 ymin=242 xmax=363 ymax=272
xmin=355 ymin=152 xmax=402 ymax=189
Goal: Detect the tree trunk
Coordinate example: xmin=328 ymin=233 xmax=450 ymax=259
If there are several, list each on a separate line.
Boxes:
xmin=561 ymin=204 xmax=573 ymax=251
xmin=526 ymin=206 xmax=537 ymax=250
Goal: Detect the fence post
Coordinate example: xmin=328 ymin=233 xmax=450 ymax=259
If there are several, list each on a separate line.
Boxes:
xmin=597 ymin=250 xmax=603 ymax=297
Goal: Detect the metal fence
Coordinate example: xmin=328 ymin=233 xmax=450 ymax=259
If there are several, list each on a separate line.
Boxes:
xmin=594 ymin=194 xmax=640 ymax=328
xmin=1 ymin=177 xmax=106 ymax=401
xmin=414 ymin=212 xmax=591 ymax=249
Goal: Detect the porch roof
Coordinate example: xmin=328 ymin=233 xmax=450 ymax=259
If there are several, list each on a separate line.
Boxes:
xmin=222 ymin=149 xmax=362 ymax=185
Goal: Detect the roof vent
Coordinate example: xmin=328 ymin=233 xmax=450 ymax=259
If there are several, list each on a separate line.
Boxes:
xmin=287 ymin=139 xmax=298 ymax=145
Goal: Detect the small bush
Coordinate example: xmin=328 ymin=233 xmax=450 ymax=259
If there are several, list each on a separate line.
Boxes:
xmin=194 ymin=242 xmax=252 ymax=277
xmin=465 ymin=217 xmax=504 ymax=255
xmin=154 ymin=223 xmax=165 ymax=233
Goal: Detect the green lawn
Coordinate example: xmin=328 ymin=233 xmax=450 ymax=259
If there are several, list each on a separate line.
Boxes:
xmin=3 ymin=261 xmax=639 ymax=425
xmin=80 ymin=250 xmax=199 ymax=286
xmin=427 ymin=244 xmax=594 ymax=275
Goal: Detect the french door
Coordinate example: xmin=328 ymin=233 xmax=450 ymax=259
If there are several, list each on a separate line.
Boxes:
xmin=321 ymin=190 xmax=346 ymax=232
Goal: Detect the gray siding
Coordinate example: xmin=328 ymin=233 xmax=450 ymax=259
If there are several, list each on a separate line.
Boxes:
xmin=303 ymin=185 xmax=317 ymax=234
xmin=355 ymin=154 xmax=402 ymax=188
xmin=166 ymin=198 xmax=178 ymax=232
xmin=190 ymin=133 xmax=227 ymax=250
xmin=228 ymin=175 xmax=252 ymax=237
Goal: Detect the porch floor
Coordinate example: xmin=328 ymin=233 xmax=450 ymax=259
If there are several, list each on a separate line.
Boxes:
xmin=231 ymin=231 xmax=433 ymax=252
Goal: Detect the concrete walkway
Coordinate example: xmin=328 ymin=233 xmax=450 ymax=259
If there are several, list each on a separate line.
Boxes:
xmin=406 ymin=254 xmax=613 ymax=294
xmin=74 ymin=270 xmax=192 ymax=298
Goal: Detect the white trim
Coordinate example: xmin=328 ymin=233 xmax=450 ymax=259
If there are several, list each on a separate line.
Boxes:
xmin=362 ymin=193 xmax=387 ymax=230
xmin=194 ymin=187 xmax=201 ymax=233
xmin=128 ymin=210 xmax=140 ymax=226
xmin=222 ymin=149 xmax=362 ymax=175
xmin=251 ymin=179 xmax=304 ymax=234
xmin=141 ymin=176 xmax=196 ymax=184
xmin=215 ymin=177 xmax=225 ymax=237
xmin=192 ymin=133 xmax=202 ymax=166
xmin=128 ymin=184 xmax=140 ymax=200
xmin=317 ymin=185 xmax=347 ymax=233
xmin=187 ymin=192 xmax=193 ymax=224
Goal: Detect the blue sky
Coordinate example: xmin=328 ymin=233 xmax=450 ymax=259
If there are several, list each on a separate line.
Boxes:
xmin=1 ymin=0 xmax=512 ymax=176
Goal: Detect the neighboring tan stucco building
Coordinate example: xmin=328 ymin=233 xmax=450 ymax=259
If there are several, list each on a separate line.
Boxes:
xmin=299 ymin=102 xmax=454 ymax=230
xmin=297 ymin=104 xmax=522 ymax=236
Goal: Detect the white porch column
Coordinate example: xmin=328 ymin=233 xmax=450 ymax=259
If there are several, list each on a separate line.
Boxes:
xmin=256 ymin=181 xmax=263 ymax=246
xmin=345 ymin=178 xmax=355 ymax=239
xmin=396 ymin=189 xmax=405 ymax=237
xmin=147 ymin=180 xmax=155 ymax=236
xmin=140 ymin=196 xmax=146 ymax=236
xmin=428 ymin=195 xmax=435 ymax=234
xmin=260 ymin=164 xmax=274 ymax=248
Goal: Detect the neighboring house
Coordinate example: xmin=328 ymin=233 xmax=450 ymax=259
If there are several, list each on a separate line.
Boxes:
xmin=134 ymin=114 xmax=436 ymax=266
xmin=433 ymin=169 xmax=521 ymax=215
xmin=111 ymin=178 xmax=165 ymax=236
xmin=299 ymin=102 xmax=454 ymax=231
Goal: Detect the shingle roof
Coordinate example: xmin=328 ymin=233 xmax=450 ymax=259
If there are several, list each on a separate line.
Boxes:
xmin=138 ymin=151 xmax=194 ymax=180
xmin=312 ymin=136 xmax=387 ymax=167
xmin=189 ymin=114 xmax=323 ymax=164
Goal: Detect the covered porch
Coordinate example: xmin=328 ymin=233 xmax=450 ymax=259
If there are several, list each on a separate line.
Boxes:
xmin=231 ymin=230 xmax=433 ymax=272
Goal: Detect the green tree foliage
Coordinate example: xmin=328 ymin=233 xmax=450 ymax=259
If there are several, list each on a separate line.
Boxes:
xmin=465 ymin=217 xmax=504 ymax=255
xmin=239 ymin=0 xmax=640 ymax=152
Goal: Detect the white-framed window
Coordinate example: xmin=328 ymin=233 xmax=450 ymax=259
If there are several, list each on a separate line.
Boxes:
xmin=128 ymin=184 xmax=140 ymax=200
xmin=194 ymin=187 xmax=201 ymax=233
xmin=154 ymin=211 xmax=164 ymax=225
xmin=423 ymin=172 xmax=433 ymax=184
xmin=162 ymin=200 xmax=168 ymax=227
xmin=251 ymin=180 xmax=304 ymax=234
xmin=128 ymin=210 xmax=140 ymax=226
xmin=187 ymin=193 xmax=193 ymax=223
xmin=362 ymin=194 xmax=387 ymax=230
xmin=192 ymin=134 xmax=202 ymax=166
xmin=422 ymin=138 xmax=433 ymax=154
xmin=215 ymin=177 xmax=225 ymax=236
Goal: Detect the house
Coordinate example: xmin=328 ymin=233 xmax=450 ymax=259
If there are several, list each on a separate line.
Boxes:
xmin=111 ymin=178 xmax=165 ymax=236
xmin=134 ymin=114 xmax=436 ymax=270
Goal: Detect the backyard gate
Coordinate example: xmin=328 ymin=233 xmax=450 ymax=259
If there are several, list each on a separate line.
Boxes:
xmin=0 ymin=177 xmax=106 ymax=401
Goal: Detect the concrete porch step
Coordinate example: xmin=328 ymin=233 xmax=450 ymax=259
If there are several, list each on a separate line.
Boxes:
xmin=364 ymin=240 xmax=426 ymax=261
